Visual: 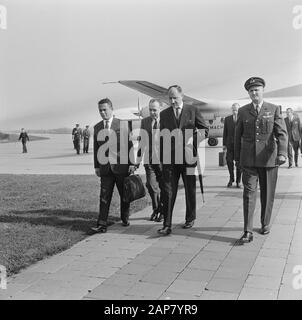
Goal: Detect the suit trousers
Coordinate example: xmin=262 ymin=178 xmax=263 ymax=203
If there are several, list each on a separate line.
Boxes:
xmin=226 ymin=149 xmax=241 ymax=183
xmin=97 ymin=168 xmax=130 ymax=226
xmin=288 ymin=140 xmax=300 ymax=166
xmin=162 ymin=164 xmax=196 ymax=228
xmin=144 ymin=164 xmax=163 ymax=213
xmin=242 ymin=166 xmax=278 ymax=233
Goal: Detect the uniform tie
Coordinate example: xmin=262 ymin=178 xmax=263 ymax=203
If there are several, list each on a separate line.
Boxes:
xmin=256 ymin=105 xmax=260 ymax=115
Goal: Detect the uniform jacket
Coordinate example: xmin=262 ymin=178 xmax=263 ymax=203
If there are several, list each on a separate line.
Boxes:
xmin=223 ymin=115 xmax=237 ymax=151
xmin=284 ymin=115 xmax=302 ymax=143
xmin=93 ymin=117 xmax=134 ymax=176
xmin=160 ymin=105 xmax=209 ymax=166
xmin=72 ymin=127 xmax=82 ymax=140
xmin=234 ymin=102 xmax=288 ymax=168
xmin=18 ymin=132 xmax=29 ymax=143
xmin=83 ymin=128 xmax=91 ymax=140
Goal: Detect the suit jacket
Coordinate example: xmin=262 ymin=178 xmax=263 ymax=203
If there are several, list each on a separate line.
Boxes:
xmin=93 ymin=118 xmax=134 ymax=176
xmin=223 ymin=115 xmax=237 ymax=151
xmin=284 ymin=116 xmax=302 ymax=142
xmin=137 ymin=116 xmax=160 ymax=165
xmin=235 ymin=102 xmax=288 ymax=168
xmin=160 ymin=105 xmax=209 ymax=166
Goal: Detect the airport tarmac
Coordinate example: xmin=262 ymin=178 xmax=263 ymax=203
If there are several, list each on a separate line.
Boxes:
xmin=0 ymin=134 xmax=302 ymax=300
xmin=0 ymin=134 xmax=223 ymax=176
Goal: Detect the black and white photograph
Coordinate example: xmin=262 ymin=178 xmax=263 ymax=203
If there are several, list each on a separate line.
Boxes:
xmin=0 ymin=0 xmax=302 ymax=303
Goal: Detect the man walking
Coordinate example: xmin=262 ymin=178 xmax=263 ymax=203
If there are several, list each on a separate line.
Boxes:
xmin=284 ymin=108 xmax=301 ymax=168
xmin=235 ymin=77 xmax=288 ymax=243
xmin=91 ymin=98 xmax=136 ymax=233
xmin=223 ymin=103 xmax=242 ymax=188
xmin=18 ymin=128 xmax=29 ymax=153
xmin=137 ymin=99 xmax=164 ymax=222
xmin=158 ymin=85 xmax=208 ymax=235
xmin=82 ymin=125 xmax=91 ymax=153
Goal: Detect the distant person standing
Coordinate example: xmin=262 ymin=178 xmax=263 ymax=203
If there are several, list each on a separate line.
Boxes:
xmin=235 ymin=77 xmax=288 ymax=244
xmin=284 ymin=108 xmax=301 ymax=168
xmin=72 ymin=124 xmax=82 ymax=154
xmin=82 ymin=125 xmax=91 ymax=153
xmin=18 ymin=128 xmax=29 ymax=153
xmin=223 ymin=103 xmax=242 ymax=188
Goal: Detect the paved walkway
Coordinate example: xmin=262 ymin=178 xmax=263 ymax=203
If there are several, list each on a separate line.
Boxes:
xmin=0 ymin=166 xmax=301 ymax=300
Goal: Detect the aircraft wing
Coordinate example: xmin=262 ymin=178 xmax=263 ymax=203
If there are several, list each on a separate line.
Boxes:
xmin=119 ymin=80 xmax=207 ymax=106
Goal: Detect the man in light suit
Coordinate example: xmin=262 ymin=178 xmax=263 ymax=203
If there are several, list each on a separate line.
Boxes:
xmin=136 ymin=99 xmax=164 ymax=222
xmin=158 ymin=85 xmax=208 ymax=235
xmin=235 ymin=77 xmax=288 ymax=243
xmin=91 ymin=98 xmax=136 ymax=233
xmin=223 ymin=103 xmax=242 ymax=188
xmin=284 ymin=108 xmax=301 ymax=168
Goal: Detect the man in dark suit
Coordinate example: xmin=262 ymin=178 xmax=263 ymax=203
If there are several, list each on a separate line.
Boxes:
xmin=91 ymin=98 xmax=136 ymax=233
xmin=18 ymin=128 xmax=29 ymax=153
xmin=158 ymin=85 xmax=209 ymax=235
xmin=137 ymin=99 xmax=164 ymax=222
xmin=223 ymin=103 xmax=242 ymax=188
xmin=284 ymin=108 xmax=301 ymax=168
xmin=235 ymin=77 xmax=288 ymax=243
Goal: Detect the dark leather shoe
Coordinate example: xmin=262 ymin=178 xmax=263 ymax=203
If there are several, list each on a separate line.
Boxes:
xmin=239 ymin=231 xmax=253 ymax=243
xmin=236 ymin=183 xmax=241 ymax=188
xmin=183 ymin=220 xmax=194 ymax=229
xmin=122 ymin=220 xmax=130 ymax=227
xmin=91 ymin=225 xmax=107 ymax=233
xmin=157 ymin=227 xmax=171 ymax=236
xmin=150 ymin=211 xmax=158 ymax=221
xmin=227 ymin=180 xmax=233 ymax=187
xmin=260 ymin=226 xmax=270 ymax=235
xmin=295 ymin=163 xmax=299 ymax=167
xmin=155 ymin=214 xmax=164 ymax=222
xmin=288 ymin=165 xmax=293 ymax=169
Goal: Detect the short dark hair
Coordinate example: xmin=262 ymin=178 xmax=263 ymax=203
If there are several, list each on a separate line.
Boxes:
xmin=167 ymin=85 xmax=183 ymax=94
xmin=286 ymin=107 xmax=293 ymax=112
xmin=98 ymin=98 xmax=113 ymax=109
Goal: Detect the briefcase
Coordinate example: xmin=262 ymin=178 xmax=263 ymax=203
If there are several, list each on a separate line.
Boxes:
xmin=123 ymin=174 xmax=146 ymax=203
xmin=219 ymin=151 xmax=227 ymax=167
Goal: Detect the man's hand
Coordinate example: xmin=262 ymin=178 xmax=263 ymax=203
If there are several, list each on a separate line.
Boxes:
xmin=277 ymin=155 xmax=286 ymax=166
xmin=95 ymin=168 xmax=101 ymax=177
xmin=128 ymin=165 xmax=136 ymax=175
xmin=223 ymin=145 xmax=227 ymax=152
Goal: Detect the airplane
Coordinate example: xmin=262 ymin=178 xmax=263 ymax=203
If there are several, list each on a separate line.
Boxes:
xmin=111 ymin=81 xmax=302 ymax=146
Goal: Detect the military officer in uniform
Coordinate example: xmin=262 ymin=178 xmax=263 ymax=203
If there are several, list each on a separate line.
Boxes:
xmin=223 ymin=103 xmax=242 ymax=188
xmin=72 ymin=124 xmax=82 ymax=154
xmin=235 ymin=77 xmax=288 ymax=243
xmin=284 ymin=108 xmax=301 ymax=168
xmin=83 ymin=125 xmax=91 ymax=153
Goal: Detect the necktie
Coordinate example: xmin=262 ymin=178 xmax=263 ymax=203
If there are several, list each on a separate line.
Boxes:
xmin=153 ymin=120 xmax=158 ymax=130
xmin=105 ymin=120 xmax=109 ymax=129
xmin=175 ymin=107 xmax=180 ymax=119
xmin=104 ymin=121 xmax=109 ymax=157
xmin=256 ymin=105 xmax=260 ymax=115
xmin=234 ymin=115 xmax=237 ymax=122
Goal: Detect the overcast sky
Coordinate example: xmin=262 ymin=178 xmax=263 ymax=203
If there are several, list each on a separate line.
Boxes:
xmin=0 ymin=0 xmax=301 ymax=130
